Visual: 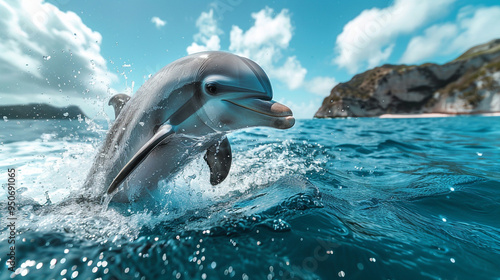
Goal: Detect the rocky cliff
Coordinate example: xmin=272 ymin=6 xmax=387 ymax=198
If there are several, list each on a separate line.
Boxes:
xmin=0 ymin=103 xmax=87 ymax=120
xmin=315 ymin=39 xmax=500 ymax=118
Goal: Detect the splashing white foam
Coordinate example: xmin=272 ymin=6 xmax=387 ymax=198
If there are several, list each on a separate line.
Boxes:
xmin=2 ymin=125 xmax=323 ymax=242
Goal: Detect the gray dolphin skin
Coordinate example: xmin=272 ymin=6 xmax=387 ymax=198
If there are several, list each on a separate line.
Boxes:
xmin=83 ymin=51 xmax=295 ymax=203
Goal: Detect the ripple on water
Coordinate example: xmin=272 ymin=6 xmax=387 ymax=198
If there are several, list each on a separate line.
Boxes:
xmin=1 ymin=117 xmax=500 ymax=279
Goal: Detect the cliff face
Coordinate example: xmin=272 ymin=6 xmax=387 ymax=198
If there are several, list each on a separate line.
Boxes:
xmin=315 ymin=39 xmax=500 ymax=118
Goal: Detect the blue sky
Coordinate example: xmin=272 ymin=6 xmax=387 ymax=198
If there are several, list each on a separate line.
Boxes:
xmin=1 ymin=0 xmax=500 ymax=119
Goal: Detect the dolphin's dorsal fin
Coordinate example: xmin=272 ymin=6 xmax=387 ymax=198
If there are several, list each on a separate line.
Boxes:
xmin=204 ymin=136 xmax=232 ymax=185
xmin=107 ymin=124 xmax=174 ymax=194
xmin=108 ymin=93 xmax=131 ymax=118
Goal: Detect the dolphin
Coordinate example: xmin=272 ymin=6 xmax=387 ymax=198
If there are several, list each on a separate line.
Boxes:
xmin=108 ymin=93 xmax=131 ymax=118
xmin=83 ymin=51 xmax=295 ymax=203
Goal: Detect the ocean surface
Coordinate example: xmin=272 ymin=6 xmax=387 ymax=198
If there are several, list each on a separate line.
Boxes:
xmin=1 ymin=116 xmax=499 ymax=279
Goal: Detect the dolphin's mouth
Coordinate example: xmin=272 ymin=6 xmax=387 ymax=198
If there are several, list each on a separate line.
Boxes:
xmin=223 ymin=98 xmax=295 ymax=129
xmin=223 ymin=99 xmax=293 ymax=118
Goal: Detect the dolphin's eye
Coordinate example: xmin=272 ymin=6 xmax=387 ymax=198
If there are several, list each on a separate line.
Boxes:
xmin=206 ymin=83 xmax=217 ymax=95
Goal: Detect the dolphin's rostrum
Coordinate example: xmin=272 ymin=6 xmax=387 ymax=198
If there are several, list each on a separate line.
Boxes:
xmin=83 ymin=51 xmax=295 ymax=202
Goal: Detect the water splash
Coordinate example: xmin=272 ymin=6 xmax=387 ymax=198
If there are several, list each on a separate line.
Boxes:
xmin=2 ymin=117 xmax=500 ymax=279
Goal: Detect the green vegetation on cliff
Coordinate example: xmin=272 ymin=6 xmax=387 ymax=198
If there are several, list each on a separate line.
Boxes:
xmin=315 ymin=39 xmax=500 ymax=118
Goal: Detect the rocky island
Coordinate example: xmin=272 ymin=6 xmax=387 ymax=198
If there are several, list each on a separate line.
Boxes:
xmin=0 ymin=103 xmax=87 ymax=120
xmin=315 ymin=39 xmax=500 ymax=118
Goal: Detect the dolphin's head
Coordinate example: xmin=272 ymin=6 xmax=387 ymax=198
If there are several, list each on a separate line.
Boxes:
xmin=193 ymin=52 xmax=295 ymax=133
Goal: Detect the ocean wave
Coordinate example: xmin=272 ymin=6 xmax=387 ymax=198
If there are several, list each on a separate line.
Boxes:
xmin=1 ymin=117 xmax=500 ymax=279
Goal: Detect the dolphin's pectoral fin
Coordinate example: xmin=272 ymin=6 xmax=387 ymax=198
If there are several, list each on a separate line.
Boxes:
xmin=108 ymin=93 xmax=131 ymax=118
xmin=107 ymin=124 xmax=174 ymax=194
xmin=204 ymin=136 xmax=232 ymax=185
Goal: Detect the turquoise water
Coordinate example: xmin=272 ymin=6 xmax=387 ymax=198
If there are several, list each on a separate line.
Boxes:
xmin=1 ymin=117 xmax=500 ymax=279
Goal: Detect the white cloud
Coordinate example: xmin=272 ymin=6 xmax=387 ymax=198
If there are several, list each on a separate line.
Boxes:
xmin=228 ymin=8 xmax=337 ymax=95
xmin=334 ymin=0 xmax=455 ymax=74
xmin=271 ymin=56 xmax=307 ymax=90
xmin=400 ymin=24 xmax=458 ymax=63
xmin=230 ymin=7 xmax=292 ymax=53
xmin=401 ymin=6 xmax=500 ymax=64
xmin=0 ymin=0 xmax=117 ymax=116
xmin=186 ymin=7 xmax=337 ymax=99
xmin=229 ymin=7 xmax=305 ymax=90
xmin=452 ymin=6 xmax=500 ymax=50
xmin=151 ymin=16 xmax=166 ymax=29
xmin=306 ymin=76 xmax=337 ymax=96
xmin=187 ymin=9 xmax=222 ymax=54
xmin=229 ymin=7 xmax=307 ymax=89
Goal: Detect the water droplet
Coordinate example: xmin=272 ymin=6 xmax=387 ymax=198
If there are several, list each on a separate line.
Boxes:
xmin=338 ymin=271 xmax=346 ymax=277
xmin=476 ymin=152 xmax=483 ymax=156
xmin=450 ymin=258 xmax=456 ymax=263
xmin=63 ymin=112 xmax=69 ymax=117
xmin=3 ymin=116 xmax=8 ymax=122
